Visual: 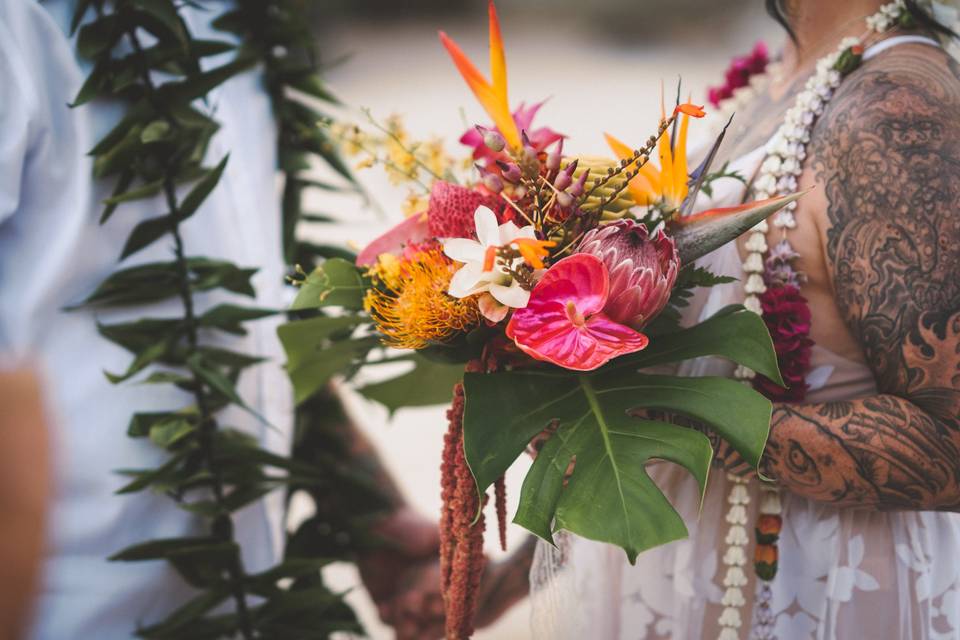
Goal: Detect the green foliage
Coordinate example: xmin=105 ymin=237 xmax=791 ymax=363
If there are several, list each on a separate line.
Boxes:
xmin=697 ymin=160 xmax=747 ymax=198
xmin=644 ymin=264 xmax=737 ymax=336
xmin=358 ymin=354 xmax=465 ymax=413
xmin=461 ymin=307 xmax=781 ymax=563
xmin=277 ymin=315 xmax=377 ymax=404
xmin=70 ymin=0 xmax=370 ymax=637
xmin=291 ymin=258 xmax=367 ymax=311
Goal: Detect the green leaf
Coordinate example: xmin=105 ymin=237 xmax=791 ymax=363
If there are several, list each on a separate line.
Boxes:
xmin=669 ymin=191 xmax=807 ymax=264
xmin=100 ymin=170 xmax=135 ymax=223
xmin=115 ymin=453 xmax=187 ymax=494
xmin=98 ymin=318 xmax=183 ymax=354
xmin=198 ymin=304 xmax=277 ymax=335
xmin=111 ymin=537 xmax=239 ymax=589
xmin=120 ymin=215 xmax=171 ymax=259
xmin=127 ymin=411 xmax=187 ymax=438
xmin=71 ymin=258 xmax=257 ymax=308
xmin=462 ymin=368 xmax=773 ymax=562
xmin=76 ymin=15 xmax=123 ymax=59
xmin=277 ymin=315 xmax=373 ymax=403
xmin=110 ymin=536 xmax=226 ymax=562
xmin=291 ymin=259 xmax=366 ymax=311
xmin=149 ymin=417 xmax=196 ymax=448
xmin=93 ymin=123 xmax=145 ymax=179
xmin=136 ymin=589 xmax=230 ymax=638
xmin=72 ymin=60 xmax=110 ymax=106
xmin=358 ymin=356 xmax=464 ymax=413
xmin=196 ymin=346 xmax=265 ymax=371
xmin=140 ymin=120 xmax=171 ymax=144
xmin=188 ymin=258 xmax=258 ymax=298
xmin=103 ymin=177 xmax=165 ymax=207
xmin=187 ymin=353 xmax=264 ymax=422
xmin=104 ymin=340 xmax=173 ymax=383
xmin=608 ymin=306 xmax=785 ymax=387
xmin=131 ymin=0 xmax=185 ymax=43
xmin=159 ymin=58 xmax=254 ymax=104
xmin=178 ymin=156 xmax=228 ymax=220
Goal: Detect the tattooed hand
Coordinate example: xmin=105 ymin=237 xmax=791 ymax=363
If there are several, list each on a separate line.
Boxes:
xmin=761 ymin=44 xmax=960 ymax=510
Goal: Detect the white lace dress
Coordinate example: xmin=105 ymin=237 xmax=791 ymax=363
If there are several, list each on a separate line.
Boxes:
xmin=528 ymin=103 xmax=960 ymax=639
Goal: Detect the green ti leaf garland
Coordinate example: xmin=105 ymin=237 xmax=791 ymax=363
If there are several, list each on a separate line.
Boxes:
xmin=69 ymin=1 xmax=374 ymax=637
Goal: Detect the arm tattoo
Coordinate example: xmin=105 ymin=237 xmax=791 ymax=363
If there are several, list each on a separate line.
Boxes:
xmin=763 ymin=46 xmax=960 ymax=510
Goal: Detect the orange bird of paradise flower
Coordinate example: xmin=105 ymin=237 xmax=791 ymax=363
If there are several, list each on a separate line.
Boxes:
xmin=439 ymin=1 xmax=523 ymax=151
xmin=605 ymin=102 xmax=706 ymax=211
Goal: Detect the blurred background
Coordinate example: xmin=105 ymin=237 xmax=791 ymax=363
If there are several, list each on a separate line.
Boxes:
xmin=304 ymin=1 xmax=782 ymax=637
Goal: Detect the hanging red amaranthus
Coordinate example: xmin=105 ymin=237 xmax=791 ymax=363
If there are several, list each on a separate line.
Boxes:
xmin=440 ymin=375 xmax=487 ymax=639
xmin=440 ymin=359 xmax=510 ymax=639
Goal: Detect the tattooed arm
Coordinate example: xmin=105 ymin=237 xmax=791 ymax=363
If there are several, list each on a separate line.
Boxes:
xmin=758 ymin=46 xmax=960 ymax=510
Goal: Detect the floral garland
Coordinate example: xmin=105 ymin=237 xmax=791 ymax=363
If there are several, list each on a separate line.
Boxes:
xmin=708 ymin=42 xmax=770 ymax=109
xmin=710 ymin=2 xmax=914 ymax=639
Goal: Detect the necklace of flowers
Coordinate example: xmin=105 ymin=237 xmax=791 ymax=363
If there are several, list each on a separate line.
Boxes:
xmin=710 ymin=3 xmax=913 ymax=640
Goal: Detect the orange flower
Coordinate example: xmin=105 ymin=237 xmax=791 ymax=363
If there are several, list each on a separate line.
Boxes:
xmin=757 ymin=514 xmax=783 ymax=536
xmin=605 ymin=97 xmax=709 ymax=211
xmin=754 ymin=543 xmax=779 ymax=566
xmin=512 ymin=237 xmax=556 ymax=269
xmin=439 ymin=1 xmax=521 ymax=150
xmin=365 ymin=249 xmax=481 ymax=349
xmin=674 ymin=102 xmax=707 ymax=118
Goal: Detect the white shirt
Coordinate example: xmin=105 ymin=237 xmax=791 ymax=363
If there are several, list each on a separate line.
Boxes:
xmin=0 ymin=2 xmax=293 ymax=637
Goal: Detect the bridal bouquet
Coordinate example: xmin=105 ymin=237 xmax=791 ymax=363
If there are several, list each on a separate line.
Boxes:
xmin=281 ymin=3 xmax=798 ymax=636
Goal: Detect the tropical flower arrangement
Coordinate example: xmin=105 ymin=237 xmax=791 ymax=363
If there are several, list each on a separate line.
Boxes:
xmin=280 ymin=3 xmax=802 ymax=637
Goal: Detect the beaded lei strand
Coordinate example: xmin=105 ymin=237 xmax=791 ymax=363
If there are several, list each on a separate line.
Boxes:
xmin=710 ymin=3 xmax=914 ymax=639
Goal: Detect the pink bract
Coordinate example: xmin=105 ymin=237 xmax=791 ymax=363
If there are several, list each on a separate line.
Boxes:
xmin=461 ymin=101 xmax=564 ymax=163
xmin=356 ymin=212 xmax=430 ymax=267
xmin=506 ymin=254 xmax=649 ymax=371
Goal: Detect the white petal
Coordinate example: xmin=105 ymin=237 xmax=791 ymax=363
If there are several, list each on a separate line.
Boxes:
xmin=498 ymin=220 xmax=537 ymax=244
xmin=516 ymin=225 xmax=537 ymax=239
xmin=443 ymin=238 xmax=485 ymax=264
xmin=478 ymin=293 xmax=510 ymax=323
xmin=448 ymin=263 xmax=489 ymax=298
xmin=489 ymin=281 xmax=530 ymax=308
xmin=474 ymin=206 xmax=500 ymax=247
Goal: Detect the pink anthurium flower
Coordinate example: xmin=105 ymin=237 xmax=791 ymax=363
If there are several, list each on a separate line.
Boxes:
xmin=506 ymin=254 xmax=650 ymax=371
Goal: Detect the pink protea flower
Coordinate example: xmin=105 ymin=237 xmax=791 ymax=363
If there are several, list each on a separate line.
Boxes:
xmin=576 ymin=220 xmax=680 ymax=330
xmin=505 ymin=254 xmax=649 ymax=371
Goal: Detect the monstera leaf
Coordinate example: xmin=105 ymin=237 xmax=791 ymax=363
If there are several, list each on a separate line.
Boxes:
xmin=462 ymin=306 xmax=783 ymax=563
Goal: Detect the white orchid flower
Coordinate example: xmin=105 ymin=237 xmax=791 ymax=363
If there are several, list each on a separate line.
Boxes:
xmin=443 ymin=206 xmax=536 ymax=322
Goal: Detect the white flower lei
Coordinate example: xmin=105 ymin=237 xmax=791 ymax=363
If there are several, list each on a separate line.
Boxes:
xmin=712 ymin=4 xmax=915 ymax=640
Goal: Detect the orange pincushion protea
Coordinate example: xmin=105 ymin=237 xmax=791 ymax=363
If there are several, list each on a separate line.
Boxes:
xmin=365 ymin=248 xmax=481 ymax=349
